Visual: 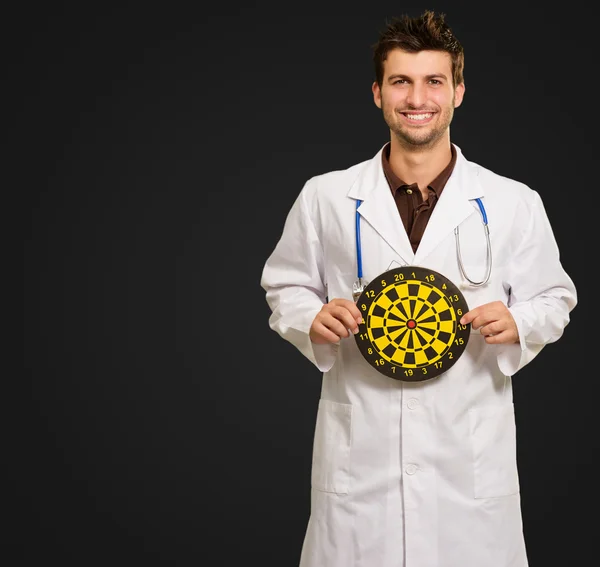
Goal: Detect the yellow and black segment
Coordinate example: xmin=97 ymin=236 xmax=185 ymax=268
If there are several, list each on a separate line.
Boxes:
xmin=354 ymin=266 xmax=470 ymax=381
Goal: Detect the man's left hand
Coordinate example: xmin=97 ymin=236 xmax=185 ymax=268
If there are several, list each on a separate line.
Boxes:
xmin=460 ymin=301 xmax=519 ymax=345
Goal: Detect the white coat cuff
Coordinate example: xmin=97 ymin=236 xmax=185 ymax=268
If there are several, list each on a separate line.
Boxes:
xmin=496 ymin=306 xmax=534 ymax=376
xmin=294 ymin=306 xmax=340 ymax=372
xmin=309 ymin=342 xmax=340 ymax=372
xmin=496 ymin=343 xmax=524 ymax=377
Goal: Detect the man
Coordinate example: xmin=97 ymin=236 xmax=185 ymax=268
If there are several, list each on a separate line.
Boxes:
xmin=260 ymin=10 xmax=577 ymax=567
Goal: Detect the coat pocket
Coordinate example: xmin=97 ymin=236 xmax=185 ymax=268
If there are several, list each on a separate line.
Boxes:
xmin=311 ymin=399 xmax=353 ymax=494
xmin=469 ymin=403 xmax=520 ymax=499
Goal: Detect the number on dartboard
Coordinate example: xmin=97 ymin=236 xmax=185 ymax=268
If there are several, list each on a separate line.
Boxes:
xmin=354 ymin=266 xmax=470 ymax=382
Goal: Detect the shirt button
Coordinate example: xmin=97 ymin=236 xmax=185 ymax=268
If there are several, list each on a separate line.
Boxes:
xmin=406 ymin=188 xmax=413 ymax=194
xmin=407 ymin=398 xmax=419 ymax=410
xmin=405 ymin=464 xmax=418 ymax=475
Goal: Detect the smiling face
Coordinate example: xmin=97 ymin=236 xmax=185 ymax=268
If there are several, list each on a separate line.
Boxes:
xmin=372 ymin=49 xmax=465 ymax=149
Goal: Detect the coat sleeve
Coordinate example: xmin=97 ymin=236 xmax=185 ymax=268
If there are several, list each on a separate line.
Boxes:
xmin=260 ymin=179 xmax=339 ymax=372
xmin=497 ymin=189 xmax=577 ymax=376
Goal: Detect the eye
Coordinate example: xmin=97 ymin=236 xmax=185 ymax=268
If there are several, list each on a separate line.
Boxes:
xmin=429 ymin=79 xmax=442 ymax=85
xmin=393 ymin=79 xmax=407 ymax=85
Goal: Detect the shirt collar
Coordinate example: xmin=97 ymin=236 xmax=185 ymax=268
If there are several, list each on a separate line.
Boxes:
xmin=381 ymin=142 xmax=457 ymax=196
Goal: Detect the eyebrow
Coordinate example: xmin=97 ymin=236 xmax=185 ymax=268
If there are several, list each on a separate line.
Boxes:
xmin=387 ymin=73 xmax=449 ymax=82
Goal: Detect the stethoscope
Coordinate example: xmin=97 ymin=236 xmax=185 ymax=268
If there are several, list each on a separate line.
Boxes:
xmin=353 ymin=197 xmax=492 ymax=300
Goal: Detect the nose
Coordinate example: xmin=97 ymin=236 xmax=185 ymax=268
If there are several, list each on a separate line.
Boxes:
xmin=406 ymin=83 xmax=427 ymax=108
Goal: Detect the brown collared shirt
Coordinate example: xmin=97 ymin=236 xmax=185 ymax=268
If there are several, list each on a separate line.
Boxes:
xmin=381 ymin=143 xmax=457 ymax=253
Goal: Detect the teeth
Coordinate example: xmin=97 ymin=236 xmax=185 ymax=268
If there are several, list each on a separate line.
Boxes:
xmin=406 ymin=113 xmax=432 ymax=120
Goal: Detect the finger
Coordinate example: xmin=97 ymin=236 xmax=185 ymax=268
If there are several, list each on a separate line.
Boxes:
xmin=459 ymin=307 xmax=480 ymax=325
xmin=322 ymin=314 xmax=353 ymax=338
xmin=311 ymin=322 xmax=343 ymax=344
xmin=467 ymin=314 xmax=482 ymax=330
xmin=483 ymin=330 xmax=514 ymax=345
xmin=470 ymin=312 xmax=500 ymax=331
xmin=349 ymin=302 xmax=365 ymax=322
xmin=479 ymin=321 xmax=502 ymax=336
xmin=329 ymin=306 xmax=360 ymax=333
xmin=462 ymin=301 xmax=508 ymax=325
xmin=332 ymin=298 xmax=363 ymax=323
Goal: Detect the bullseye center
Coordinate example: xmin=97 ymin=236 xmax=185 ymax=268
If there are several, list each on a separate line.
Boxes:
xmin=407 ymin=319 xmax=416 ymax=329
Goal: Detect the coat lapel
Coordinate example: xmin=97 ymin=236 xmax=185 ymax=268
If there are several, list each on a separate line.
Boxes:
xmin=347 ymin=144 xmax=485 ymax=268
xmin=347 ymin=145 xmax=415 ymax=266
xmin=413 ymin=145 xmax=485 ymax=265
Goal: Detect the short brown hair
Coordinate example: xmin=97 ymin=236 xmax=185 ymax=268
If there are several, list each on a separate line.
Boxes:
xmin=372 ymin=10 xmax=464 ymax=88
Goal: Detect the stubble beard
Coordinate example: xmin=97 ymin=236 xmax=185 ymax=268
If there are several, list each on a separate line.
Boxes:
xmin=383 ymin=98 xmax=455 ymax=150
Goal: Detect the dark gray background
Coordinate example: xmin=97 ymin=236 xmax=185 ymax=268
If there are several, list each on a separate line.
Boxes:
xmin=19 ymin=2 xmax=595 ymax=566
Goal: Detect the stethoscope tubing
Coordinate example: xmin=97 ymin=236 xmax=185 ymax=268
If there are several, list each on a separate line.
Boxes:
xmin=355 ymin=197 xmax=491 ymax=287
xmin=356 ymin=199 xmax=363 ymax=279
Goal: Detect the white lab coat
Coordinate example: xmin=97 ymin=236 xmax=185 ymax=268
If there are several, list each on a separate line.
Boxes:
xmin=260 ymin=143 xmax=577 ymax=567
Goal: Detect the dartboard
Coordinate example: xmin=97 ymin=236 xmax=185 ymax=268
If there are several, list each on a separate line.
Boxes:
xmin=354 ymin=266 xmax=470 ymax=381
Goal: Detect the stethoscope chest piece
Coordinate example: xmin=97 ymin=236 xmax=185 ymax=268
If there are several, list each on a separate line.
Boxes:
xmin=354 ymin=265 xmax=470 ymax=381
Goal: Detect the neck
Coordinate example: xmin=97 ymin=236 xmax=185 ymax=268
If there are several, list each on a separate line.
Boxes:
xmin=388 ymin=134 xmax=453 ymax=196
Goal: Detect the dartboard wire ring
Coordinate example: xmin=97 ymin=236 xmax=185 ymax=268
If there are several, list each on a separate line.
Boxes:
xmin=354 ymin=266 xmax=470 ymax=382
xmin=367 ymin=281 xmax=454 ymax=359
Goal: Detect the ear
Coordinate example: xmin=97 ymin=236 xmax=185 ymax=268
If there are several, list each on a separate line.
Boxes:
xmin=372 ymin=81 xmax=382 ymax=109
xmin=454 ymin=82 xmax=465 ymax=108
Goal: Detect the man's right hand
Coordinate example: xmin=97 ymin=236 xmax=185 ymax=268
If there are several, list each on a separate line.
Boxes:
xmin=309 ymin=298 xmax=363 ymax=344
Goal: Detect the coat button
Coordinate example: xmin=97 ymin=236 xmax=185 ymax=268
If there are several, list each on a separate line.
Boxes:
xmin=405 ymin=464 xmax=418 ymax=475
xmin=407 ymin=398 xmax=419 ymax=409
